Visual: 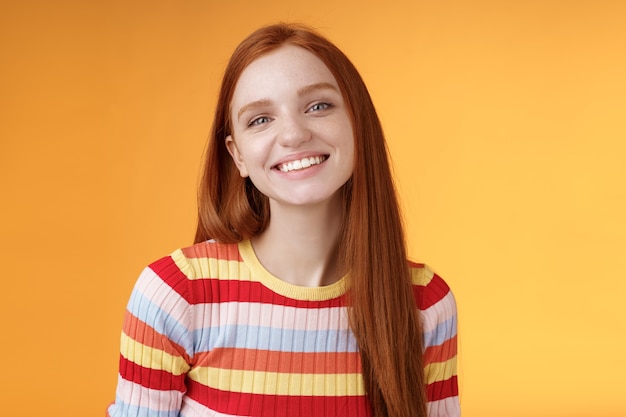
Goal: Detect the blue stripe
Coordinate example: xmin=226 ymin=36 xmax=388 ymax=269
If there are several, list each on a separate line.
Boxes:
xmin=192 ymin=325 xmax=359 ymax=353
xmin=423 ymin=314 xmax=457 ymax=348
xmin=127 ymin=285 xmax=194 ymax=357
xmin=108 ymin=398 xmax=179 ymax=417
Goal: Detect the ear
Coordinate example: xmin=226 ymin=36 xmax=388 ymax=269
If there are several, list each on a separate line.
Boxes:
xmin=225 ymin=135 xmax=249 ymax=178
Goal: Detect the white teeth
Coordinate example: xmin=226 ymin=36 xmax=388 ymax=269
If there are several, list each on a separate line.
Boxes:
xmin=278 ymin=156 xmax=326 ymax=172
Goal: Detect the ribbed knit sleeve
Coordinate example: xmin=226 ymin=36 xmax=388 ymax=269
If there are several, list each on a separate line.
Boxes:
xmin=413 ymin=264 xmax=461 ymax=417
xmin=107 ymin=252 xmax=195 ymax=417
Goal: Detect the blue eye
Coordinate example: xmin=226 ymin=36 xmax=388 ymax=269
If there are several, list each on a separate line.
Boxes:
xmin=308 ymin=102 xmax=331 ymax=112
xmin=249 ymin=116 xmax=270 ymax=126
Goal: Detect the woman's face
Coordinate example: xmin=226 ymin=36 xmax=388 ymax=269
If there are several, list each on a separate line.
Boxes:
xmin=226 ymin=44 xmax=354 ymax=210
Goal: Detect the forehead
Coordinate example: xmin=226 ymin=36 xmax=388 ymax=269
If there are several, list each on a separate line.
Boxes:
xmin=231 ymin=45 xmax=340 ymax=106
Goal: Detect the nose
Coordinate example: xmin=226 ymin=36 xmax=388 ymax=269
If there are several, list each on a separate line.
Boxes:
xmin=276 ymin=113 xmax=312 ymax=147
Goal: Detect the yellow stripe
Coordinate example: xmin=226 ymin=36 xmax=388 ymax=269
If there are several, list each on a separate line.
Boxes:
xmin=171 ymin=245 xmax=348 ymax=301
xmin=171 ymin=249 xmax=251 ymax=282
xmin=411 ymin=264 xmax=435 ymax=286
xmin=120 ymin=333 xmax=189 ymax=376
xmin=424 ymin=357 xmax=457 ymax=384
xmin=189 ymin=366 xmax=365 ymax=396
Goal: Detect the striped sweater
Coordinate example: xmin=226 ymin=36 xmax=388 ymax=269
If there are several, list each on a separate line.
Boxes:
xmin=108 ymin=240 xmax=460 ymax=417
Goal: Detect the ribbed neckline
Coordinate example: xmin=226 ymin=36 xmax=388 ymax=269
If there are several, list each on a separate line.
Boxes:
xmin=238 ymin=239 xmax=348 ymax=301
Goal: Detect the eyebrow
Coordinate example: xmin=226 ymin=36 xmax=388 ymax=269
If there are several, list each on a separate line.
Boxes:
xmin=237 ymin=99 xmax=272 ymax=121
xmin=236 ymin=82 xmax=340 ymax=121
xmin=297 ymin=81 xmax=339 ymax=98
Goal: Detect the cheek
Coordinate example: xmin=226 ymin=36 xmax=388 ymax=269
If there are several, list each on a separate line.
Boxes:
xmin=238 ymin=141 xmax=271 ymax=171
xmin=342 ymin=127 xmax=356 ymax=159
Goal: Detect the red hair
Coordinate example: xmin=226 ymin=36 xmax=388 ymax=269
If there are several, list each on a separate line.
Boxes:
xmin=195 ymin=23 xmax=426 ymax=417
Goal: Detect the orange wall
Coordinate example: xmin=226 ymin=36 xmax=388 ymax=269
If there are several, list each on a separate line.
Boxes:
xmin=1 ymin=1 xmax=624 ymax=416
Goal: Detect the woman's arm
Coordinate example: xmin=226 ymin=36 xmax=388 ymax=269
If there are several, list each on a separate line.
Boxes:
xmin=107 ymin=255 xmax=194 ymax=417
xmin=416 ymin=266 xmax=461 ymax=417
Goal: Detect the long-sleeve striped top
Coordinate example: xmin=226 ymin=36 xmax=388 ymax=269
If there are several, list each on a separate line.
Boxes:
xmin=107 ymin=239 xmax=460 ymax=417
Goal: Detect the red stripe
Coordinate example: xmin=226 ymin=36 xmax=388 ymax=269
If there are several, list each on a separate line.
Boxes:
xmin=194 ymin=348 xmax=362 ymax=374
xmin=118 ymin=356 xmax=186 ymax=392
xmin=426 ymin=375 xmax=458 ymax=401
xmin=149 ymin=255 xmax=346 ymax=307
xmin=187 ymin=278 xmax=346 ymax=307
xmin=413 ymin=272 xmax=450 ymax=310
xmin=150 ymin=259 xmax=445 ymax=310
xmin=148 ymin=255 xmax=193 ymax=300
xmin=153 ymin=244 xmax=444 ymax=311
xmin=181 ymin=241 xmax=243 ymax=261
xmin=186 ymin=380 xmax=371 ymax=417
xmin=423 ymin=335 xmax=458 ymax=365
xmin=122 ymin=311 xmax=192 ymax=364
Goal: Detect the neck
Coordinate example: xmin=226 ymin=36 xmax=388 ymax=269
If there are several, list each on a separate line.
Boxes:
xmin=251 ymin=195 xmax=344 ymax=287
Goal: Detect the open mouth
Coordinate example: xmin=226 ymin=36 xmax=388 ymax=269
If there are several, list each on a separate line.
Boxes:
xmin=275 ymin=155 xmax=329 ymax=173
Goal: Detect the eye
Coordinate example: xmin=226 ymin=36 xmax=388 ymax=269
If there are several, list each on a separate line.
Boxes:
xmin=248 ymin=116 xmax=271 ymax=127
xmin=307 ymin=102 xmax=332 ymax=112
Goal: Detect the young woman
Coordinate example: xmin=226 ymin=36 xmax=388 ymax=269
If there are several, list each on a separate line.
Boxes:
xmin=108 ymin=23 xmax=459 ymax=417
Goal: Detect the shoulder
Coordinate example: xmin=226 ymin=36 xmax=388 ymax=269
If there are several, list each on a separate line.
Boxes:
xmin=408 ymin=262 xmax=458 ymax=346
xmin=408 ymin=261 xmax=457 ymax=313
xmin=148 ymin=240 xmax=242 ymax=279
xmin=176 ymin=239 xmax=242 ymax=263
xmin=123 ymin=242 xmax=243 ymax=360
xmin=136 ymin=240 xmax=242 ymax=301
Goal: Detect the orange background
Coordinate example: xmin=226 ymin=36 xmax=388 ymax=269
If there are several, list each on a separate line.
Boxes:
xmin=1 ymin=1 xmax=625 ymax=416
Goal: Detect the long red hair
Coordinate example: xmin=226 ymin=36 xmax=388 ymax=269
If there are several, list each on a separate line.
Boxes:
xmin=194 ymin=23 xmax=426 ymax=417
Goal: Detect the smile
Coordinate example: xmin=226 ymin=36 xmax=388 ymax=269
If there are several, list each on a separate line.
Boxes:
xmin=276 ymin=155 xmax=328 ymax=172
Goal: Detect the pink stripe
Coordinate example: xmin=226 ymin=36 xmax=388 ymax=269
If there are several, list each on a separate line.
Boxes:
xmin=420 ymin=290 xmax=457 ymax=333
xmin=134 ymin=266 xmax=191 ymax=330
xmin=181 ymin=396 xmax=249 ymax=417
xmin=427 ymin=395 xmax=461 ymax=417
xmin=114 ymin=374 xmax=184 ymax=409
xmin=190 ymin=301 xmax=348 ymax=331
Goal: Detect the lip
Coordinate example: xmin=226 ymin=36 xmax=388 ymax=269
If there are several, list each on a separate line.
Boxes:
xmin=271 ymin=152 xmax=329 ymax=169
